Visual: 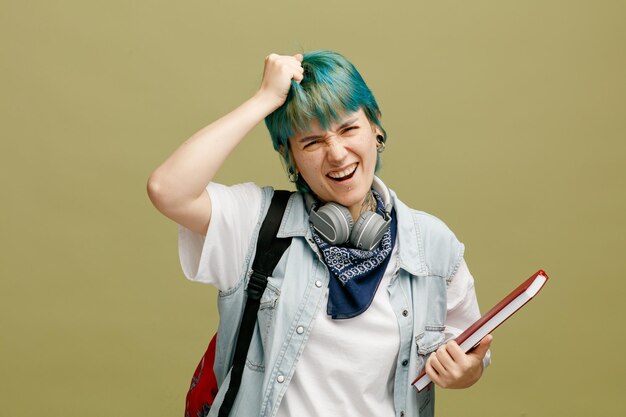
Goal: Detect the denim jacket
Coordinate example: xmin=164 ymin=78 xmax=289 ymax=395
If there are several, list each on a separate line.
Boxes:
xmin=208 ymin=187 xmax=464 ymax=417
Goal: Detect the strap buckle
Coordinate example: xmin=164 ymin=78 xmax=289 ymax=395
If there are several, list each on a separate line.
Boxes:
xmin=247 ymin=271 xmax=268 ymax=300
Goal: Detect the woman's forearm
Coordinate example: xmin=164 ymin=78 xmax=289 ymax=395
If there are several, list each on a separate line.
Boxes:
xmin=147 ymin=91 xmax=280 ymax=208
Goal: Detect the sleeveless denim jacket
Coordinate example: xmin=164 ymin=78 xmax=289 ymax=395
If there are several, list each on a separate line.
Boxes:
xmin=208 ymin=187 xmax=464 ymax=417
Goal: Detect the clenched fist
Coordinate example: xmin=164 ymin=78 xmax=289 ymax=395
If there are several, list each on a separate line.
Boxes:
xmin=256 ymin=53 xmax=305 ymax=110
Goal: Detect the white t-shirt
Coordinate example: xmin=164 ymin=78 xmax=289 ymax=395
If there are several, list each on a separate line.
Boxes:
xmin=178 ymin=182 xmax=488 ymax=417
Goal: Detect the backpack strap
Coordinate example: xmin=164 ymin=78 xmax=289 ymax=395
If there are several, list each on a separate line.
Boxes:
xmin=218 ymin=190 xmax=293 ymax=417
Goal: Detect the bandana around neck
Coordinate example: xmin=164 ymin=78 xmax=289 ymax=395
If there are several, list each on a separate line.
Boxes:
xmin=309 ymin=190 xmax=398 ymax=319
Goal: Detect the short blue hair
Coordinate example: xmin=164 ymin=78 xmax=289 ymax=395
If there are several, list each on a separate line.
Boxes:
xmin=264 ymin=50 xmax=387 ymax=192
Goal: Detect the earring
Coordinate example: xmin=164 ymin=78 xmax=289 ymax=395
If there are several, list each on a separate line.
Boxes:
xmin=288 ymin=167 xmax=299 ymax=183
xmin=376 ymin=135 xmax=385 ymax=153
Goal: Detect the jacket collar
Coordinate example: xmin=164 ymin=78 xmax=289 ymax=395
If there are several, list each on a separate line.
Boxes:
xmin=276 ymin=189 xmax=426 ymax=276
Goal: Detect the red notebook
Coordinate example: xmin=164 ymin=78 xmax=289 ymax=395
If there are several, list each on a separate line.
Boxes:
xmin=412 ymin=269 xmax=549 ymax=392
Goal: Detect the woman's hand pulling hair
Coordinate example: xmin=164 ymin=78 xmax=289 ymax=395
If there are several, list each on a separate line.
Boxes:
xmin=257 ymin=53 xmax=304 ymax=110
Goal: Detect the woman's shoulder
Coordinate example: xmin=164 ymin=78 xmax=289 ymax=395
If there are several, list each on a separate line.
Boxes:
xmin=208 ymin=181 xmax=277 ymax=210
xmin=391 ymin=192 xmax=459 ymax=238
xmin=391 ymin=191 xmax=464 ymax=278
xmin=208 ymin=181 xmax=293 ymax=198
xmin=208 ymin=182 xmax=302 ymax=224
xmin=207 ymin=181 xmax=264 ymax=196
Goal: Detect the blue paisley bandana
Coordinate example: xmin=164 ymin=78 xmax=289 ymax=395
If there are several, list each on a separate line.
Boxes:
xmin=309 ymin=191 xmax=398 ymax=319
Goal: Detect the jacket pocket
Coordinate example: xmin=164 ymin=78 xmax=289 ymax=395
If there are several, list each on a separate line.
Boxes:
xmin=258 ymin=279 xmax=281 ymax=343
xmin=414 ymin=325 xmax=446 ymax=374
xmin=416 ymin=325 xmax=446 ymax=355
xmin=246 ymin=278 xmax=281 ymax=372
xmin=413 ymin=325 xmax=446 ymax=415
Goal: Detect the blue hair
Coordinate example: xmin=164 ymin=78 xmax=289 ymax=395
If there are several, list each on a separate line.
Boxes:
xmin=264 ymin=50 xmax=387 ymax=192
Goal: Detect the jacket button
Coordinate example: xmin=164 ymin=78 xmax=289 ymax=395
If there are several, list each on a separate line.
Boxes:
xmin=277 ymin=375 xmax=285 ymax=383
xmin=402 ymin=309 xmax=409 ymax=317
xmin=402 ymin=359 xmax=409 ymax=366
xmin=315 ymin=280 xmax=322 ymax=288
xmin=400 ymin=412 xmax=405 ymax=417
xmin=296 ymin=326 xmax=305 ymax=334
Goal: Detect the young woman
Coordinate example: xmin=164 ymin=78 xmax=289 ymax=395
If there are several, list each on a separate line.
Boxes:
xmin=147 ymin=50 xmax=492 ymax=417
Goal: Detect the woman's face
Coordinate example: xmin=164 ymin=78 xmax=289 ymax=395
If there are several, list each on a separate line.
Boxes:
xmin=288 ymin=108 xmax=381 ymax=217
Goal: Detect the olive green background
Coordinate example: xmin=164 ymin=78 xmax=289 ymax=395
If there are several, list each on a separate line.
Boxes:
xmin=2 ymin=0 xmax=624 ymax=416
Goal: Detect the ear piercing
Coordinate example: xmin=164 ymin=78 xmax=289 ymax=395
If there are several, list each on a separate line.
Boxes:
xmin=376 ymin=135 xmax=385 ymax=153
xmin=288 ymin=167 xmax=300 ymax=183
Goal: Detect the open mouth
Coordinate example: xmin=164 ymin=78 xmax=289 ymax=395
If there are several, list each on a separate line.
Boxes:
xmin=327 ymin=163 xmax=358 ymax=182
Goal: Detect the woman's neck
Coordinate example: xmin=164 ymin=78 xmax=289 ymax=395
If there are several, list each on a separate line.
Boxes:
xmin=348 ymin=190 xmax=376 ymax=220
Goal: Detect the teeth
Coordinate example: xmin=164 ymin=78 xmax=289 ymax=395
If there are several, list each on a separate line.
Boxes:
xmin=328 ymin=163 xmax=357 ymax=179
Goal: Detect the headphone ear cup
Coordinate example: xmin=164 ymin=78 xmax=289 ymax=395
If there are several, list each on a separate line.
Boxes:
xmin=310 ymin=202 xmax=353 ymax=245
xmin=350 ymin=211 xmax=390 ymax=251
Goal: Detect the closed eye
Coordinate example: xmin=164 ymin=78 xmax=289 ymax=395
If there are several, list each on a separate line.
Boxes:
xmin=303 ymin=139 xmax=321 ymax=149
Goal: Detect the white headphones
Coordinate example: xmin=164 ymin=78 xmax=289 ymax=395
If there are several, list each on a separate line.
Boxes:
xmin=305 ymin=176 xmax=393 ymax=251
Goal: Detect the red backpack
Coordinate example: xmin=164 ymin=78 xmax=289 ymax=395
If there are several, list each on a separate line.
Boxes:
xmin=185 ymin=333 xmax=218 ymax=417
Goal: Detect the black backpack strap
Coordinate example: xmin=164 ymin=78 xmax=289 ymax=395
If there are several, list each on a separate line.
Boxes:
xmin=218 ymin=190 xmax=293 ymax=417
